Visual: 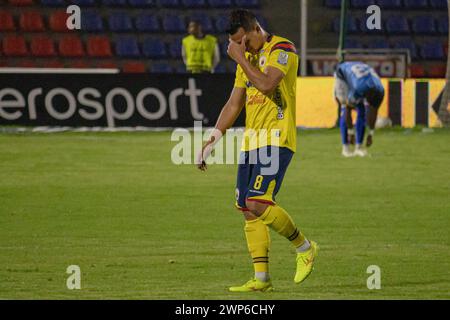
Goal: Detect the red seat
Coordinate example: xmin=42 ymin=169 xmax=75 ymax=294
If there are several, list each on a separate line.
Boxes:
xmin=69 ymin=61 xmax=89 ymax=68
xmin=3 ymin=35 xmax=28 ymax=56
xmin=30 ymin=36 xmax=56 ymax=57
xmin=42 ymin=60 xmax=65 ymax=68
xmin=9 ymin=0 xmax=34 ymax=5
xmin=20 ymin=11 xmax=45 ymax=32
xmin=0 ymin=10 xmax=15 ymax=31
xmin=428 ymin=64 xmax=446 ymax=78
xmin=97 ymin=61 xmax=118 ymax=69
xmin=122 ymin=62 xmax=147 ymax=73
xmin=87 ymin=36 xmax=113 ymax=58
xmin=410 ymin=64 xmax=425 ymax=78
xmin=49 ymin=11 xmax=70 ymax=32
xmin=17 ymin=60 xmax=36 ymax=68
xmin=59 ymin=36 xmax=85 ymax=57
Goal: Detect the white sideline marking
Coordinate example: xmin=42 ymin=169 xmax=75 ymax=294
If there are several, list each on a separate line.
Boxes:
xmin=0 ymin=68 xmax=120 ymax=74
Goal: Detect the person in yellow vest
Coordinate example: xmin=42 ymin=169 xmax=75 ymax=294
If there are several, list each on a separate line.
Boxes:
xmin=182 ymin=20 xmax=220 ymax=73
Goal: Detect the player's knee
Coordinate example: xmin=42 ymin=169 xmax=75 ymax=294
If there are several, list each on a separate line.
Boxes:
xmin=245 ymin=199 xmax=269 ymax=216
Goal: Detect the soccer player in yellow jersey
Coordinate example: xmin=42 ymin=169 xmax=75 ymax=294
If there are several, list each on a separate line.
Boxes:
xmin=196 ymin=9 xmax=318 ymax=292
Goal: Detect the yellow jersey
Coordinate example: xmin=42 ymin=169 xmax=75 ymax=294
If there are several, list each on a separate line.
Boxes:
xmin=234 ymin=35 xmax=298 ymax=153
xmin=182 ymin=34 xmax=217 ymax=73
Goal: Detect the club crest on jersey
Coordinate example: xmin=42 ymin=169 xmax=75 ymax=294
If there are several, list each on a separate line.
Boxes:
xmin=259 ymin=55 xmax=267 ymax=67
xmin=277 ymin=51 xmax=288 ymax=65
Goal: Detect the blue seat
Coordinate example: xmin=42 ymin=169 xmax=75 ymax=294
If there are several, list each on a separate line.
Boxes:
xmin=41 ymin=0 xmax=66 ymax=6
xmin=393 ymin=38 xmax=418 ymax=59
xmin=220 ymin=42 xmax=228 ymax=57
xmin=182 ymin=0 xmax=206 ymax=7
xmin=429 ymin=0 xmax=447 ymax=8
xmin=135 ymin=14 xmax=160 ymax=32
xmin=142 ymin=38 xmax=167 ymax=59
xmin=332 ymin=16 xmax=359 ymax=33
xmin=163 ymin=15 xmax=186 ymax=33
xmin=403 ymin=0 xmax=429 ymax=8
xmin=345 ymin=39 xmax=364 ymax=48
xmin=190 ymin=13 xmax=214 ymax=33
xmin=109 ymin=12 xmax=133 ymax=32
xmin=151 ymin=62 xmax=173 ymax=73
xmin=411 ymin=15 xmax=436 ymax=34
xmin=215 ymin=15 xmax=229 ymax=33
xmin=234 ymin=0 xmax=260 ymax=8
xmin=376 ymin=0 xmax=402 ymax=8
xmin=351 ymin=0 xmax=375 ymax=8
xmin=81 ymin=11 xmax=104 ymax=32
xmin=367 ymin=38 xmax=390 ymax=49
xmin=115 ymin=37 xmax=140 ymax=57
xmin=420 ymin=41 xmax=445 ymax=60
xmin=160 ymin=0 xmax=180 ymax=6
xmin=71 ymin=0 xmax=96 ymax=5
xmin=256 ymin=15 xmax=268 ymax=29
xmin=208 ymin=0 xmax=232 ymax=7
xmin=385 ymin=15 xmax=410 ymax=34
xmin=360 ymin=16 xmax=384 ymax=33
xmin=214 ymin=63 xmax=227 ymax=74
xmin=437 ymin=16 xmax=448 ymax=34
xmin=102 ymin=0 xmax=127 ymax=5
xmin=128 ymin=0 xmax=157 ymax=6
xmin=175 ymin=63 xmax=188 ymax=73
xmin=324 ymin=0 xmax=342 ymax=8
xmin=169 ymin=38 xmax=182 ymax=58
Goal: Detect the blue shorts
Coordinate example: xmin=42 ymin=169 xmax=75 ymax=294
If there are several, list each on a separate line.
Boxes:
xmin=235 ymin=146 xmax=294 ymax=211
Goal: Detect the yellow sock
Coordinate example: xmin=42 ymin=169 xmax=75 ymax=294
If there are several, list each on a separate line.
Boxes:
xmin=244 ymin=219 xmax=270 ymax=274
xmin=259 ymin=205 xmax=306 ymax=248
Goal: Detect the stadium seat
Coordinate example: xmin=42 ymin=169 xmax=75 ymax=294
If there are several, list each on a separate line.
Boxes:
xmin=0 ymin=11 xmax=15 ymax=31
xmin=376 ymin=0 xmax=402 ymax=8
xmin=393 ymin=38 xmax=418 ymax=60
xmin=41 ymin=0 xmax=66 ymax=5
xmin=182 ymin=0 xmax=206 ymax=7
xmin=17 ymin=60 xmax=36 ymax=68
xmin=175 ymin=63 xmax=188 ymax=73
xmin=385 ymin=15 xmax=410 ymax=34
xmin=3 ymin=35 xmax=28 ymax=56
xmin=71 ymin=0 xmax=96 ymax=6
xmin=437 ymin=16 xmax=448 ymax=34
xmin=215 ymin=14 xmax=229 ymax=33
xmin=59 ymin=36 xmax=85 ymax=57
xmin=411 ymin=15 xmax=436 ymax=34
xmin=208 ymin=0 xmax=232 ymax=8
xmin=168 ymin=38 xmax=183 ymax=58
xmin=49 ymin=11 xmax=70 ymax=32
xmin=42 ymin=60 xmax=65 ymax=68
xmin=109 ymin=12 xmax=134 ymax=32
xmin=102 ymin=0 xmax=128 ymax=5
xmin=87 ymin=36 xmax=113 ymax=57
xmin=429 ymin=64 xmax=446 ymax=78
xmin=324 ymin=0 xmax=342 ymax=8
xmin=128 ymin=0 xmax=157 ymax=6
xmin=20 ymin=11 xmax=45 ymax=32
xmin=115 ymin=37 xmax=140 ymax=57
xmin=429 ymin=0 xmax=447 ymax=8
xmin=97 ymin=61 xmax=119 ymax=69
xmin=69 ymin=61 xmax=90 ymax=68
xmin=150 ymin=62 xmax=173 ymax=73
xmin=235 ymin=0 xmax=260 ymax=8
xmin=30 ymin=36 xmax=57 ymax=57
xmin=420 ymin=41 xmax=445 ymax=60
xmin=8 ymin=0 xmax=34 ymax=5
xmin=351 ymin=0 xmax=376 ymax=8
xmin=214 ymin=63 xmax=227 ymax=74
xmin=367 ymin=38 xmax=390 ymax=49
xmin=220 ymin=42 xmax=228 ymax=57
xmin=160 ymin=0 xmax=180 ymax=7
xmin=163 ymin=15 xmax=186 ymax=33
xmin=332 ymin=16 xmax=359 ymax=34
xmin=403 ymin=0 xmax=429 ymax=8
xmin=359 ymin=16 xmax=384 ymax=33
xmin=410 ymin=64 xmax=425 ymax=77
xmin=135 ymin=14 xmax=160 ymax=32
xmin=142 ymin=39 xmax=167 ymax=59
xmin=345 ymin=39 xmax=364 ymax=48
xmin=190 ymin=13 xmax=214 ymax=33
xmin=81 ymin=11 xmax=104 ymax=32
xmin=122 ymin=61 xmax=147 ymax=73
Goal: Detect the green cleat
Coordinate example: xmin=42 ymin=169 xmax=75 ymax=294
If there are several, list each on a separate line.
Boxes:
xmin=294 ymin=240 xmax=319 ymax=284
xmin=229 ymin=278 xmax=274 ymax=292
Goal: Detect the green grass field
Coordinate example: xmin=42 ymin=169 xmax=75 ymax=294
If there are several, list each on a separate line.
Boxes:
xmin=0 ymin=128 xmax=449 ymax=299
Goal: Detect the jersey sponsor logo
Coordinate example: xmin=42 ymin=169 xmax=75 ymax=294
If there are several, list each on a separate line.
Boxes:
xmin=277 ymin=51 xmax=289 ymax=66
xmin=273 ymin=88 xmax=284 ymax=120
xmin=247 ymin=93 xmax=266 ymax=106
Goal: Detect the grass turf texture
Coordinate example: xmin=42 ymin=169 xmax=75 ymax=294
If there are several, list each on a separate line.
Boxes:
xmin=0 ymin=128 xmax=449 ymax=299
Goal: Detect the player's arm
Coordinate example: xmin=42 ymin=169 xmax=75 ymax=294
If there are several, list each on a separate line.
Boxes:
xmin=196 ymin=87 xmax=246 ymax=171
xmin=227 ymin=36 xmax=284 ymax=95
xmin=366 ymin=105 xmax=378 ymax=147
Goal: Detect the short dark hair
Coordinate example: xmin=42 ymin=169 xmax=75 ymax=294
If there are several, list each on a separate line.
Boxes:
xmin=226 ymin=9 xmax=258 ymax=35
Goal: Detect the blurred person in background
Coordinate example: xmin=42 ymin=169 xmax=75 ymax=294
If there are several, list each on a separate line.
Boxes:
xmin=182 ymin=20 xmax=220 ymax=73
